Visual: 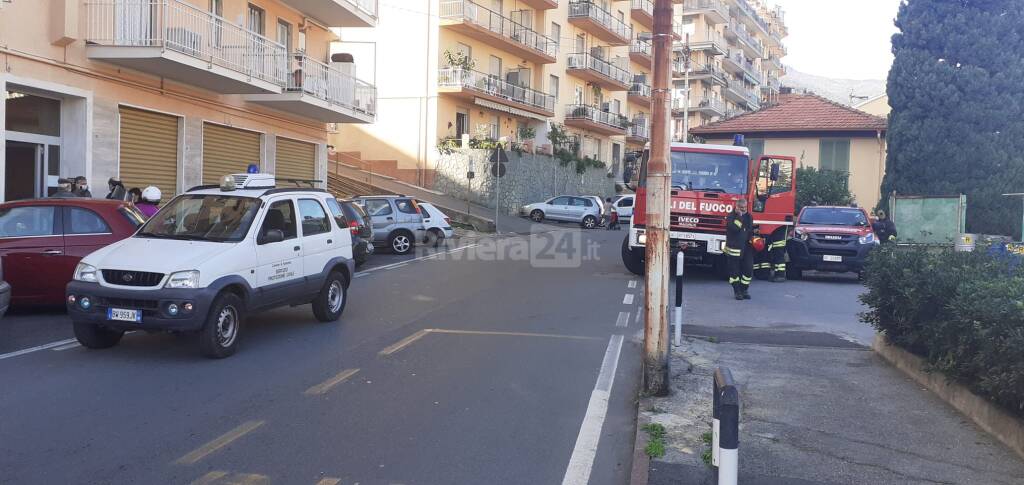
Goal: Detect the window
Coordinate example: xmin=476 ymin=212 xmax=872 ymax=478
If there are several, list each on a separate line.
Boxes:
xmin=571 ymin=197 xmax=591 ymax=207
xmin=550 ymin=22 xmax=561 ymax=48
xmin=67 ymin=208 xmax=111 ymax=235
xmin=456 ymin=42 xmax=472 ymax=62
xmin=549 ymin=75 xmax=559 ymax=99
xmin=248 ymin=4 xmax=265 ymax=36
xmin=746 ymin=139 xmax=765 ymax=161
xmin=5 ymin=91 xmax=60 ymax=136
xmin=550 ymin=196 xmax=571 ymax=205
xmin=617 ymin=197 xmax=633 ymax=208
xmin=0 ymin=206 xmax=56 ymax=237
xmin=489 ymin=115 xmax=500 ymax=139
xmin=363 ymin=199 xmax=393 ymax=217
xmin=260 ymin=200 xmax=297 ymax=242
xmin=819 ymin=139 xmax=851 ymax=172
xmin=298 ymin=199 xmax=330 ymax=236
xmin=612 ymin=99 xmax=621 ymax=114
xmin=574 ymin=86 xmax=584 ymax=105
xmin=210 ymin=0 xmax=223 ymax=16
xmin=277 ymin=20 xmax=292 ymax=54
xmin=325 ymin=198 xmax=348 ymax=229
xmin=455 ymin=109 xmax=470 ymax=138
xmin=575 ymin=34 xmax=585 ymax=53
xmin=395 ymin=199 xmax=418 ymax=215
xmin=491 ymin=0 xmax=503 ymax=13
xmin=489 ymin=55 xmax=502 ymax=79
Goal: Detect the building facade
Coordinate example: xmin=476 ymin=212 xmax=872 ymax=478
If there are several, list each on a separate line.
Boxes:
xmin=672 ymin=0 xmax=786 ymax=140
xmin=333 ymin=0 xmax=690 ymax=186
xmin=1 ymin=0 xmax=378 ymax=202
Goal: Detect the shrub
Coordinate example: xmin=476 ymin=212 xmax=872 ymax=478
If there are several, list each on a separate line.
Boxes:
xmin=860 ymin=245 xmax=1024 ymax=415
xmin=795 ymin=166 xmax=853 ymax=212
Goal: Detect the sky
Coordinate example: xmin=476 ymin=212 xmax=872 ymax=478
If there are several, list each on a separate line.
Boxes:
xmin=770 ymin=0 xmax=903 ymax=80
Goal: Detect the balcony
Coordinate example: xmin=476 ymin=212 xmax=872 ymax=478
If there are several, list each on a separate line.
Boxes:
xmin=630 ymin=38 xmax=652 ymax=68
xmin=760 ymin=76 xmax=780 ymax=94
xmin=564 ymin=104 xmax=628 ymax=136
xmin=729 ymin=0 xmax=770 ymax=37
xmin=687 ymin=97 xmax=726 ymax=116
xmin=631 ymin=0 xmax=654 ymax=29
xmin=626 ymin=119 xmax=650 ymax=144
xmin=281 ymin=0 xmax=377 ymax=27
xmin=568 ymin=1 xmax=632 ymax=46
xmin=245 ymin=55 xmax=375 ymax=123
xmin=437 ymin=68 xmax=556 ymax=117
xmin=628 ymin=82 xmax=651 ymax=106
xmin=723 ymin=51 xmax=760 ymax=85
xmin=566 ymin=53 xmax=631 ymax=91
xmin=685 ymin=31 xmax=726 ymax=56
xmin=518 ymin=0 xmax=559 ymax=9
xmin=722 ymin=79 xmax=760 ymax=110
xmin=725 ymin=20 xmax=764 ymax=58
xmin=85 ymin=0 xmax=286 ymax=94
xmin=440 ymin=0 xmax=557 ymax=64
xmin=688 ymin=62 xmax=727 ymax=86
xmin=682 ymin=0 xmax=729 ymax=25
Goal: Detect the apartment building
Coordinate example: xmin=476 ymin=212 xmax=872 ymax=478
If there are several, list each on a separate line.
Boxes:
xmin=0 ymin=0 xmax=377 ymax=201
xmin=672 ymin=0 xmax=786 ymax=140
xmin=333 ymin=0 xmax=679 ymax=186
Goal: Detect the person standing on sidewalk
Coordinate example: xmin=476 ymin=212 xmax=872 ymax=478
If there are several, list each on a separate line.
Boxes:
xmin=725 ymin=199 xmax=754 ymax=300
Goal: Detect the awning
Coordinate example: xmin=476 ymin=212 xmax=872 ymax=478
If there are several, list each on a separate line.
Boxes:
xmin=473 ymin=98 xmax=548 ymax=122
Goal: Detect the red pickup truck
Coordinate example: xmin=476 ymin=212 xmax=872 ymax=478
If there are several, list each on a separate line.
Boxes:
xmin=786 ymin=205 xmax=879 ymax=279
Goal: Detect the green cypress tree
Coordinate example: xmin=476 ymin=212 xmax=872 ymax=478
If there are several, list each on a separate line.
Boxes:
xmin=882 ymin=0 xmax=1024 ymax=237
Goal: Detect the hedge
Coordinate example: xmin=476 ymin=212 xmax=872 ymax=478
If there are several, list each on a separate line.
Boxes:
xmin=860 ymin=246 xmax=1024 ymax=416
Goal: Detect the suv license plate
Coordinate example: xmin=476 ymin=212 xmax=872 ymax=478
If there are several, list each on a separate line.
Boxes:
xmin=823 ymin=255 xmax=843 ymax=262
xmin=108 ymin=307 xmax=142 ymax=323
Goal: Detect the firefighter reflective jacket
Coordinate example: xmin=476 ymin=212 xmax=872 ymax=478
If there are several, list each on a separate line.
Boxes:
xmin=725 ymin=210 xmax=754 ymax=256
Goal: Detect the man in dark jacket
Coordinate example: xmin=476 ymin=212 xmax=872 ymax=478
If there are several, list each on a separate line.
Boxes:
xmin=873 ymin=210 xmax=897 ymax=244
xmin=725 ymin=199 xmax=755 ymax=300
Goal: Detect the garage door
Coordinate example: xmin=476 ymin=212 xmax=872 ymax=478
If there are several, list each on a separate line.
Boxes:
xmin=119 ymin=106 xmax=179 ymax=198
xmin=202 ymin=123 xmax=261 ymax=184
xmin=276 ymin=137 xmax=317 ymax=182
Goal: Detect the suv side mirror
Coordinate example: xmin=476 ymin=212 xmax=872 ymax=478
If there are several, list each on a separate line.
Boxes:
xmin=261 ymin=229 xmax=284 ymax=244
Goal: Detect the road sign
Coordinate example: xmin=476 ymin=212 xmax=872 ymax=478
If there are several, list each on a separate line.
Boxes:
xmin=489 ymin=148 xmax=509 ymax=164
xmin=490 ymin=162 xmax=506 ymax=178
xmin=467 ymin=171 xmax=475 ymax=179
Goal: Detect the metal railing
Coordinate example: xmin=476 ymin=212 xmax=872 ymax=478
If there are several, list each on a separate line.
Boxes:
xmin=566 ymin=52 xmax=631 ymax=86
xmin=725 ymin=50 xmax=761 ymax=83
xmin=564 ymin=104 xmax=628 ymax=130
xmin=683 ymin=0 xmax=729 ymax=19
xmin=728 ymin=20 xmax=763 ymax=55
xmin=440 ymin=0 xmax=558 ymax=58
xmin=288 ymin=54 xmax=376 ymax=116
xmin=732 ymin=0 xmax=769 ymax=34
xmin=568 ymin=1 xmax=632 ymax=41
xmin=439 ymin=68 xmax=556 ymax=113
xmin=630 ymin=38 xmax=652 ymax=57
xmin=628 ymin=119 xmax=650 ymax=140
xmin=629 ymin=83 xmax=652 ymax=98
xmin=85 ymin=0 xmax=287 ymax=87
xmin=686 ymin=30 xmax=725 ymax=52
xmin=346 ymin=0 xmax=378 ymax=18
xmin=631 ymin=0 xmax=653 ymax=16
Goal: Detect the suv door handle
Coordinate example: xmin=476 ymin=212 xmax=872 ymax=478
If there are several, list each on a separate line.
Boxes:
xmin=43 ymin=249 xmax=63 ymax=255
xmin=327 ymin=239 xmax=333 ymax=244
xmin=386 ymin=217 xmax=394 ymax=221
xmin=293 ymin=246 xmax=301 ymax=251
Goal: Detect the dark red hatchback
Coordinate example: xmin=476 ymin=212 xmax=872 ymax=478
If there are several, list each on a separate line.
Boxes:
xmin=0 ymin=198 xmax=144 ymax=306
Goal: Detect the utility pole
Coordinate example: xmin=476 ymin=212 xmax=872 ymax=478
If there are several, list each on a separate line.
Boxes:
xmin=643 ymin=0 xmax=674 ymax=397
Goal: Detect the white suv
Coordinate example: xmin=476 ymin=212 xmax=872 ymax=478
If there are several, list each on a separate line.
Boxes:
xmin=66 ymin=174 xmax=355 ymax=358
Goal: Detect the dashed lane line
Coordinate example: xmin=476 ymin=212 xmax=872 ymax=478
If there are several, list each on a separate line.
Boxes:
xmin=304 ymin=369 xmax=360 ymax=396
xmin=616 ymin=311 xmax=630 ymax=328
xmin=379 ymin=328 xmax=602 ymax=357
xmin=315 ymin=479 xmax=342 ymax=485
xmin=0 ymin=338 xmax=77 ymax=360
xmin=623 ymin=294 xmax=634 ymax=305
xmin=176 ymin=420 xmax=265 ymax=465
xmin=627 ymin=280 xmax=637 ymax=288
xmin=378 ymin=329 xmax=432 ymax=356
xmin=52 ymin=342 xmax=81 ymax=351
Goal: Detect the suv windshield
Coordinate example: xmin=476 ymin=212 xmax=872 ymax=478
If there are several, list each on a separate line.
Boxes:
xmin=670 ymin=151 xmax=749 ymax=194
xmin=800 ymin=207 xmax=868 ymax=227
xmin=137 ymin=194 xmax=261 ymax=242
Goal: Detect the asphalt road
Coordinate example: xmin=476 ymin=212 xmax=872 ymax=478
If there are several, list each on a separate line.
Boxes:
xmin=0 ymin=225 xmax=645 ymax=485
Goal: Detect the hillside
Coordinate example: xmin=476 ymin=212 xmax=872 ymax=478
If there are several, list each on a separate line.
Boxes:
xmin=780 ymin=68 xmax=886 ymax=106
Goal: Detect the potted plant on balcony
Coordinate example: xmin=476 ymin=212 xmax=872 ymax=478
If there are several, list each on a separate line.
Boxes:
xmin=442 ymin=50 xmax=475 ymax=72
xmin=517 ymin=125 xmax=536 ymax=153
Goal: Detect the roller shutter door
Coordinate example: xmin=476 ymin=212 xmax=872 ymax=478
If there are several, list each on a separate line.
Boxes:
xmin=202 ymin=123 xmax=261 ymax=184
xmin=276 ymin=137 xmax=317 ymax=181
xmin=119 ymin=107 xmax=179 ymax=198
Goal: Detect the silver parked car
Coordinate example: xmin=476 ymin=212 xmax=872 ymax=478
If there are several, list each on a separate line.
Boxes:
xmin=353 ymin=195 xmax=426 ymax=255
xmin=520 ymin=196 xmax=601 ymax=229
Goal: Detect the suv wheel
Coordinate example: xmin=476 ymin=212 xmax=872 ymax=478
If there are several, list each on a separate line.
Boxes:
xmin=313 ymin=271 xmax=348 ymax=322
xmin=389 ymin=231 xmax=414 ymax=255
xmin=73 ymin=322 xmax=124 ymax=349
xmin=530 ymin=210 xmax=544 ymax=222
xmin=581 ymin=215 xmax=597 ymax=229
xmin=199 ymin=292 xmax=244 ymax=359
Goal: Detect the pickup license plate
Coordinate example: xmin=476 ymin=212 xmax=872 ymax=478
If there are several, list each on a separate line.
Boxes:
xmin=108 ymin=307 xmax=142 ymax=323
xmin=823 ymin=255 xmax=843 ymax=262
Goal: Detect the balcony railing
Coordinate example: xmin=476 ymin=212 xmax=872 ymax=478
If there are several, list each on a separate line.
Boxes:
xmin=628 ymin=119 xmax=650 ymax=140
xmin=630 ymin=39 xmax=652 ymax=57
xmin=631 ymin=0 xmax=653 ymax=16
xmin=724 ymin=79 xmax=760 ymax=109
xmin=568 ymin=1 xmax=632 ymax=41
xmin=565 ymin=104 xmax=629 ymax=130
xmin=727 ymin=20 xmax=764 ymax=55
xmin=566 ymin=52 xmax=631 ymax=86
xmin=85 ymin=0 xmax=287 ymax=87
xmin=288 ymin=54 xmax=376 ymax=116
xmin=439 ymin=68 xmax=556 ymax=113
xmin=629 ymin=83 xmax=652 ymax=99
xmin=440 ymin=0 xmax=558 ymax=59
xmin=725 ymin=50 xmax=760 ymax=83
xmin=686 ymin=31 xmax=726 ymax=55
xmin=683 ymin=0 xmax=729 ymax=20
xmin=732 ymin=0 xmax=770 ymax=35
xmin=348 ymin=0 xmax=377 ymax=18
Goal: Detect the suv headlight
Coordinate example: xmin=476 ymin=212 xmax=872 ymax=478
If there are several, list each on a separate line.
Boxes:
xmin=859 ymin=233 xmax=877 ymax=245
xmin=795 ymin=229 xmax=809 ymax=241
xmin=73 ymin=263 xmax=98 ymax=283
xmin=165 ymin=270 xmax=200 ymax=289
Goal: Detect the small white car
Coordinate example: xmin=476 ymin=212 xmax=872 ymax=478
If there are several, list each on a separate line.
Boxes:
xmin=613 ymin=194 xmax=634 ymax=220
xmin=520 ymin=196 xmax=601 ymax=229
xmin=66 ymin=173 xmax=355 ymax=358
xmin=418 ymin=202 xmax=454 ymax=247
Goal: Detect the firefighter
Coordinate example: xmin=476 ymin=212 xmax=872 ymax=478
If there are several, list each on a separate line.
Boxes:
xmin=725 ymin=198 xmax=754 ymax=300
xmin=768 ymin=231 xmax=787 ymax=282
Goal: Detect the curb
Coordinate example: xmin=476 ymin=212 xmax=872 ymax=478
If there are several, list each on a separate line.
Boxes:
xmin=629 ymin=401 xmax=650 ymax=485
xmin=873 ymin=334 xmax=1024 ymax=460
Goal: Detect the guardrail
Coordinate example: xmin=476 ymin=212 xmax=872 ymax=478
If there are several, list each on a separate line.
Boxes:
xmin=631 ymin=38 xmax=652 ymax=57
xmin=439 ymin=68 xmax=556 ymax=113
xmin=564 ymin=104 xmax=628 ymax=130
xmin=566 ymin=52 xmax=632 ymax=86
xmin=440 ymin=0 xmax=558 ymax=58
xmin=85 ymin=0 xmax=288 ymax=87
xmin=628 ymin=119 xmax=650 ymax=140
xmin=630 ymin=83 xmax=652 ymax=98
xmin=289 ymin=54 xmax=376 ymax=116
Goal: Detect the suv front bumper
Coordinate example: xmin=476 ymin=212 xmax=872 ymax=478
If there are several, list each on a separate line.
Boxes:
xmin=787 ymin=238 xmax=876 ymax=273
xmin=66 ymin=281 xmax=219 ymax=332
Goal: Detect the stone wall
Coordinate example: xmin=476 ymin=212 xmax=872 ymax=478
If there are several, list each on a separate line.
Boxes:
xmin=432 ymin=149 xmax=616 ymax=216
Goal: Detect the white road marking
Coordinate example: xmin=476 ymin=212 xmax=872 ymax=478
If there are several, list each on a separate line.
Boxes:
xmin=355 ymin=243 xmax=482 ymax=277
xmin=0 ymin=338 xmax=77 ymax=360
xmin=561 ymin=334 xmax=624 ymax=485
xmin=627 ymin=280 xmax=637 ymax=288
xmin=615 ymin=312 xmax=630 ymax=328
xmin=176 ymin=420 xmax=265 ymax=465
xmin=304 ymin=368 xmax=360 ymax=396
xmin=52 ymin=342 xmax=81 ymax=351
xmin=622 ymin=294 xmax=634 ymax=305
xmin=378 ymin=329 xmax=432 ymax=356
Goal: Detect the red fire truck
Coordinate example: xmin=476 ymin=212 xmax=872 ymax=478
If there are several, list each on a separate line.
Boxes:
xmin=621 ymin=141 xmax=798 ymax=276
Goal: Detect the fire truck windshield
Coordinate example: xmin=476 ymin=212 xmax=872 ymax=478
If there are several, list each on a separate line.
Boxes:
xmin=670 ymin=151 xmax=749 ymax=195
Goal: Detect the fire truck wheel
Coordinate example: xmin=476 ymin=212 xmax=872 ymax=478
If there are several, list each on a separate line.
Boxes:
xmin=622 ymin=236 xmax=644 ymax=276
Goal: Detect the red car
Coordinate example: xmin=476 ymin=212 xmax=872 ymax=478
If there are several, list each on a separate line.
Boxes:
xmin=0 ymin=198 xmax=144 ymax=306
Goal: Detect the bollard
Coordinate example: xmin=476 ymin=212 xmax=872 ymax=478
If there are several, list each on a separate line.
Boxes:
xmin=712 ymin=367 xmax=739 ymax=485
xmin=673 ymin=247 xmax=684 ymax=347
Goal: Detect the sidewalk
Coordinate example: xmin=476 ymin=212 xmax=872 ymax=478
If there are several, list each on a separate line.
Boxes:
xmin=642 ymin=336 xmax=1024 ymax=485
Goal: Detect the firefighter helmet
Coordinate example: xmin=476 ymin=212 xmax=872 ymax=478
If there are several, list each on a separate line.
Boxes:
xmin=751 ymin=236 xmax=766 ymax=252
